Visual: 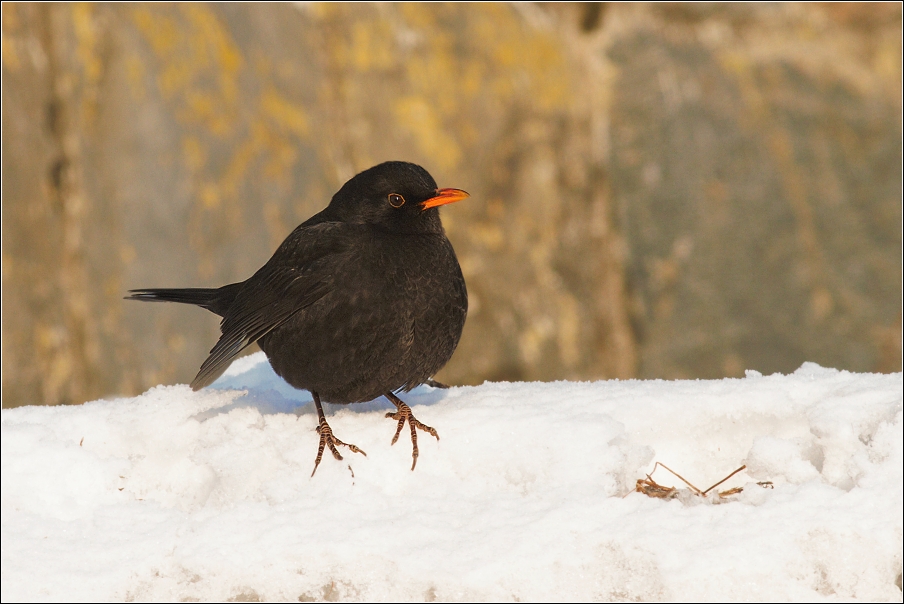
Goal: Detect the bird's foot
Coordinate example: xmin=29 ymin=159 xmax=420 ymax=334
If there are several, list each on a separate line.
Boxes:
xmin=385 ymin=393 xmax=439 ymax=471
xmin=312 ymin=416 xmax=366 ymax=477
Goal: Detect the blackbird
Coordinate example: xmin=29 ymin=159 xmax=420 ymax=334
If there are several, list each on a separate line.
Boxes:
xmin=127 ymin=161 xmax=469 ymax=474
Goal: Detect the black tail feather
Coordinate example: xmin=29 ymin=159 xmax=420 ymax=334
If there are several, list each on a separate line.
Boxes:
xmin=126 ymin=283 xmax=242 ymax=317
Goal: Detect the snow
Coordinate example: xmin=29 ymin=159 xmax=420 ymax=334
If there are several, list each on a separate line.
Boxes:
xmin=2 ymin=353 xmax=902 ymax=601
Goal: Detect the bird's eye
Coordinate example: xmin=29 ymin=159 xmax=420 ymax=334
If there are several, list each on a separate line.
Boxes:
xmin=388 ymin=193 xmax=405 ymax=208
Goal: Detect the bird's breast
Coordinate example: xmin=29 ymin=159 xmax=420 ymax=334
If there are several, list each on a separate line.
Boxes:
xmin=260 ymin=231 xmax=466 ymax=403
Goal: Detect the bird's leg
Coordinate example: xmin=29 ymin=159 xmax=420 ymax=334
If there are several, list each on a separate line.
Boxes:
xmin=384 ymin=392 xmax=439 ymax=471
xmin=311 ymin=391 xmax=365 ymax=477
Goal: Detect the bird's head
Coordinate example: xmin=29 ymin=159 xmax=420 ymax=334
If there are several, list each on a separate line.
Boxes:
xmin=327 ymin=161 xmax=469 ymax=233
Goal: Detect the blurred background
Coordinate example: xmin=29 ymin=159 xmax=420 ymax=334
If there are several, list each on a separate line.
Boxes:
xmin=2 ymin=3 xmax=901 ymax=409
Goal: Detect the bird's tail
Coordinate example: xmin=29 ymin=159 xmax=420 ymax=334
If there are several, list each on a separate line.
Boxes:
xmin=125 ymin=283 xmax=242 ymax=317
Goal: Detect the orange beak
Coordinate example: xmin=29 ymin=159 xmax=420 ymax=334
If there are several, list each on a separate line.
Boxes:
xmin=421 ymin=188 xmax=470 ymax=210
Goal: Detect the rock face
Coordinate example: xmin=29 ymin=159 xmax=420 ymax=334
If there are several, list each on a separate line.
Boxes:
xmin=2 ymin=3 xmax=900 ymax=407
xmin=607 ymin=3 xmax=903 ymax=378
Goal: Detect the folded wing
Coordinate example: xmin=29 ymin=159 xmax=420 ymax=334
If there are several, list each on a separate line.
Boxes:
xmin=190 ymin=221 xmax=351 ymax=390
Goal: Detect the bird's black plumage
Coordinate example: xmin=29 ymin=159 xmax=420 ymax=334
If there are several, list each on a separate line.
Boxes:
xmin=128 ymin=161 xmax=469 ymax=472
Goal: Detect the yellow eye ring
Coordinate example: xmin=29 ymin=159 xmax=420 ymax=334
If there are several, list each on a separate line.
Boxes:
xmin=388 ymin=193 xmax=405 ymax=208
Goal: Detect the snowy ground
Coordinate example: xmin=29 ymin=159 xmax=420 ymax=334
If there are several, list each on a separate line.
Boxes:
xmin=2 ymin=353 xmax=902 ymax=601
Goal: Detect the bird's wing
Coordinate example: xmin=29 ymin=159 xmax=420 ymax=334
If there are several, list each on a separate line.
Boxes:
xmin=190 ymin=221 xmax=353 ymax=390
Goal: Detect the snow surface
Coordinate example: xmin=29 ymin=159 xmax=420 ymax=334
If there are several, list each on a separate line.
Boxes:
xmin=2 ymin=353 xmax=902 ymax=602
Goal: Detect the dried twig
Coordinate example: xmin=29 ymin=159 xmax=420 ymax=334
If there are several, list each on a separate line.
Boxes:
xmin=634 ymin=476 xmax=678 ymax=499
xmin=650 ymin=462 xmax=704 ymax=495
xmin=636 ymin=462 xmax=760 ymax=501
xmin=702 ymin=465 xmax=747 ymax=495
xmin=716 ymin=486 xmax=743 ymax=497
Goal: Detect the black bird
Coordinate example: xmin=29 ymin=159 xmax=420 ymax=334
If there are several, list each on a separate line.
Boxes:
xmin=127 ymin=161 xmax=469 ymax=474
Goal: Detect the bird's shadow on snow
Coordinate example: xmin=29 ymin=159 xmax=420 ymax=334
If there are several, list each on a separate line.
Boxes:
xmin=191 ymin=353 xmax=449 ymax=422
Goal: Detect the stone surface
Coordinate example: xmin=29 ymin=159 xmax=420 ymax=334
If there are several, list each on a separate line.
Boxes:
xmin=2 ymin=3 xmax=900 ymax=407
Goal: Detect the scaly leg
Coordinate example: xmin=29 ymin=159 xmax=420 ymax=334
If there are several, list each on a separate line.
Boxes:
xmin=311 ymin=391 xmax=365 ymax=477
xmin=384 ymin=392 xmax=439 ymax=471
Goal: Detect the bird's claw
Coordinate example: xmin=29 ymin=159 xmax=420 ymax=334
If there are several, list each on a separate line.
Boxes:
xmin=385 ymin=400 xmax=439 ymax=471
xmin=312 ymin=417 xmax=365 ymax=477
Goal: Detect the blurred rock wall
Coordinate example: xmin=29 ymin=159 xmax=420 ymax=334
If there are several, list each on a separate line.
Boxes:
xmin=2 ymin=3 xmax=900 ymax=407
